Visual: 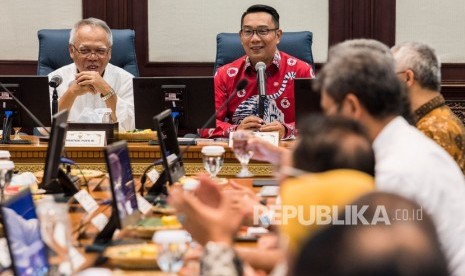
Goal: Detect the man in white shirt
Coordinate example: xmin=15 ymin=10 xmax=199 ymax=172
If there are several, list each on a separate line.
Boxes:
xmin=48 ymin=18 xmax=135 ymax=132
xmin=317 ymin=41 xmax=465 ymax=276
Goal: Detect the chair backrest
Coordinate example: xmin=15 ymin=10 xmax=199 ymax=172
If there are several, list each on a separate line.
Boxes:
xmin=214 ymin=31 xmax=314 ymax=73
xmin=37 ymin=29 xmax=139 ymax=77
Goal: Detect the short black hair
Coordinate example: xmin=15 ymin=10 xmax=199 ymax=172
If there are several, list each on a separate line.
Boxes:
xmin=241 ymin=4 xmax=280 ymax=28
xmin=293 ymin=114 xmax=375 ymax=176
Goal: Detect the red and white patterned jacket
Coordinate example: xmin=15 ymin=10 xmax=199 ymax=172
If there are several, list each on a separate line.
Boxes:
xmin=200 ymin=51 xmax=314 ymax=139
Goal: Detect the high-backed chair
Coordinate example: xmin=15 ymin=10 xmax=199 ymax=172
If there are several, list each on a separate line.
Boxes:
xmin=37 ymin=29 xmax=139 ymax=77
xmin=214 ymin=31 xmax=314 ymax=73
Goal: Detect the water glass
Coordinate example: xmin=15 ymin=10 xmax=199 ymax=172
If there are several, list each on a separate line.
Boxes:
xmin=232 ymin=130 xmax=254 ymax=177
xmin=102 ymin=112 xmax=112 ymax=124
xmin=36 ymin=199 xmax=74 ymax=275
xmin=152 ymin=230 xmax=191 ymax=273
xmin=201 ymin=146 xmax=225 ymax=179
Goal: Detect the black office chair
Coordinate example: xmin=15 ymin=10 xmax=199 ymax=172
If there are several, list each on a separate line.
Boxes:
xmin=214 ymin=31 xmax=314 ymax=73
xmin=37 ymin=29 xmax=139 ymax=77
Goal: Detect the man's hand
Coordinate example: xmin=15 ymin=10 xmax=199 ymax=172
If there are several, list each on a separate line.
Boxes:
xmin=237 ymin=115 xmax=263 ymax=131
xmin=260 ymin=121 xmax=285 ymax=139
xmin=69 ymin=81 xmax=95 ymax=96
xmin=168 ymin=174 xmax=245 ymax=246
xmin=75 ymin=71 xmax=111 ymax=95
xmin=246 ymin=136 xmax=289 ymax=165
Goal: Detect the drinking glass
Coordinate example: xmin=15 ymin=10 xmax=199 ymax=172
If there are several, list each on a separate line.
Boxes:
xmin=36 ymin=200 xmax=74 ymax=275
xmin=0 ymin=160 xmax=14 ymax=202
xmin=232 ymin=130 xmax=254 ymax=177
xmin=153 ymin=230 xmax=191 ymax=273
xmin=13 ymin=127 xmax=22 ymax=140
xmin=201 ymin=146 xmax=225 ymax=180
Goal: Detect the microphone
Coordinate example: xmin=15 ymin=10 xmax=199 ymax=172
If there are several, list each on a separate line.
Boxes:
xmin=0 ymin=82 xmax=50 ymax=135
xmin=49 ymin=75 xmax=62 ymax=115
xmin=194 ymin=78 xmax=249 ymax=140
xmin=255 ymin=61 xmax=266 ymax=119
xmin=141 ymin=79 xmax=248 ymax=199
xmin=48 ymin=75 xmax=63 ymax=88
xmin=178 ymin=79 xmax=248 ymax=171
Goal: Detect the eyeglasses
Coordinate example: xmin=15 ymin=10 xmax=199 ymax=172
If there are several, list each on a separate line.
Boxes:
xmin=72 ymin=45 xmax=110 ymax=58
xmin=240 ymin=27 xmax=279 ymax=38
xmin=395 ymin=70 xmax=407 ymax=75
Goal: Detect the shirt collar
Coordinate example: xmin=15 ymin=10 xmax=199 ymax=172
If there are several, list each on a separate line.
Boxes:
xmin=245 ymin=50 xmax=282 ymax=71
xmin=414 ymin=94 xmax=445 ymax=121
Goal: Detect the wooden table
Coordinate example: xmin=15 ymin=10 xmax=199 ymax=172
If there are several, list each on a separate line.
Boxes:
xmin=66 ymin=177 xmax=260 ymax=275
xmin=0 ymin=136 xmax=295 ymax=177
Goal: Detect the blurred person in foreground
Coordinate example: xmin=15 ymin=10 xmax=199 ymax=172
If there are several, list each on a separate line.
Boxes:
xmin=292 ymin=192 xmax=449 ymax=276
xmin=169 ymin=115 xmax=377 ymax=275
xmin=316 ymin=40 xmax=465 ymax=275
xmin=200 ymin=4 xmax=314 ymax=139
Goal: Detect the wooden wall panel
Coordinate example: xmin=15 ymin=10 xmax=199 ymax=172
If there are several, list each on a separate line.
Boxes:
xmin=328 ymin=0 xmax=395 ymax=47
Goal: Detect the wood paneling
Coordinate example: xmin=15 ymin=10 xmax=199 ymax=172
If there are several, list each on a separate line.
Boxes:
xmin=0 ymin=61 xmax=36 ymax=75
xmin=328 ymin=0 xmax=395 ymax=47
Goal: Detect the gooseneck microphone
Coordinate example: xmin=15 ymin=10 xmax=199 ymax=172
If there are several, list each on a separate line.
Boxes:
xmin=180 ymin=78 xmax=249 ymax=156
xmin=195 ymin=78 xmax=248 ymax=139
xmin=0 ymin=82 xmax=50 ymax=136
xmin=140 ymin=79 xmax=249 ymax=199
xmin=49 ymin=75 xmax=63 ymax=115
xmin=255 ymin=61 xmax=267 ymax=119
xmin=178 ymin=78 xmax=248 ymax=163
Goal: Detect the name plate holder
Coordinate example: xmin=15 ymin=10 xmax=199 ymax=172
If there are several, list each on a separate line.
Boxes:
xmin=229 ymin=131 xmax=280 ymax=147
xmin=68 ymin=122 xmax=118 ymax=144
xmin=66 ymin=131 xmax=106 ymax=147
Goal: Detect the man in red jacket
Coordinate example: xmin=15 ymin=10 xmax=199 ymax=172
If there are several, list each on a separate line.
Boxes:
xmin=200 ymin=4 xmax=314 ymax=139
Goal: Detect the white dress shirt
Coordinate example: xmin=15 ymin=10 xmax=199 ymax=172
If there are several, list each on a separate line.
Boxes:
xmin=373 ymin=116 xmax=465 ymax=276
xmin=48 ymin=63 xmax=135 ymax=132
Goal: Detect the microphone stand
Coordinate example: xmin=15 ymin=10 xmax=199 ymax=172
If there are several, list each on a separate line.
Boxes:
xmin=257 ymin=67 xmax=266 ymax=119
xmin=140 ymin=79 xmax=249 ymax=201
xmin=52 ymin=87 xmax=58 ymax=115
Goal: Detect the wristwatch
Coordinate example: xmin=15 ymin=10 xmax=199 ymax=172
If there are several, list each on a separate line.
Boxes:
xmin=100 ymin=88 xmax=115 ymax=101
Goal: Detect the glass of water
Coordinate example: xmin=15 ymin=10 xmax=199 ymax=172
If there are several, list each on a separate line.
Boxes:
xmin=201 ymin=146 xmax=225 ymax=180
xmin=152 ymin=230 xmax=191 ymax=273
xmin=232 ymin=130 xmax=254 ymax=177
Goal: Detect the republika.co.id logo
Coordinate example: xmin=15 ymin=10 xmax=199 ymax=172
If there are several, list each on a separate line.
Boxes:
xmin=253 ymin=204 xmax=423 ymax=226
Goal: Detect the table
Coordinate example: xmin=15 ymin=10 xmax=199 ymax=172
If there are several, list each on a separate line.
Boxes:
xmin=0 ymin=136 xmax=294 ymax=177
xmin=66 ymin=177 xmax=260 ymax=274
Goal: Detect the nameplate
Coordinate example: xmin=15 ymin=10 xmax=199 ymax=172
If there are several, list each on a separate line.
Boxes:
xmin=73 ymin=190 xmax=99 ymax=214
xmin=65 ymin=131 xmax=106 ymax=147
xmin=91 ymin=213 xmax=109 ymax=231
xmin=229 ymin=131 xmax=280 ymax=147
xmin=136 ymin=194 xmax=153 ymax=215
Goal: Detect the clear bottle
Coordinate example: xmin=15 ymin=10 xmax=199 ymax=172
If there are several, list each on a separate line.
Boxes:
xmin=36 ymin=198 xmax=74 ymax=275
